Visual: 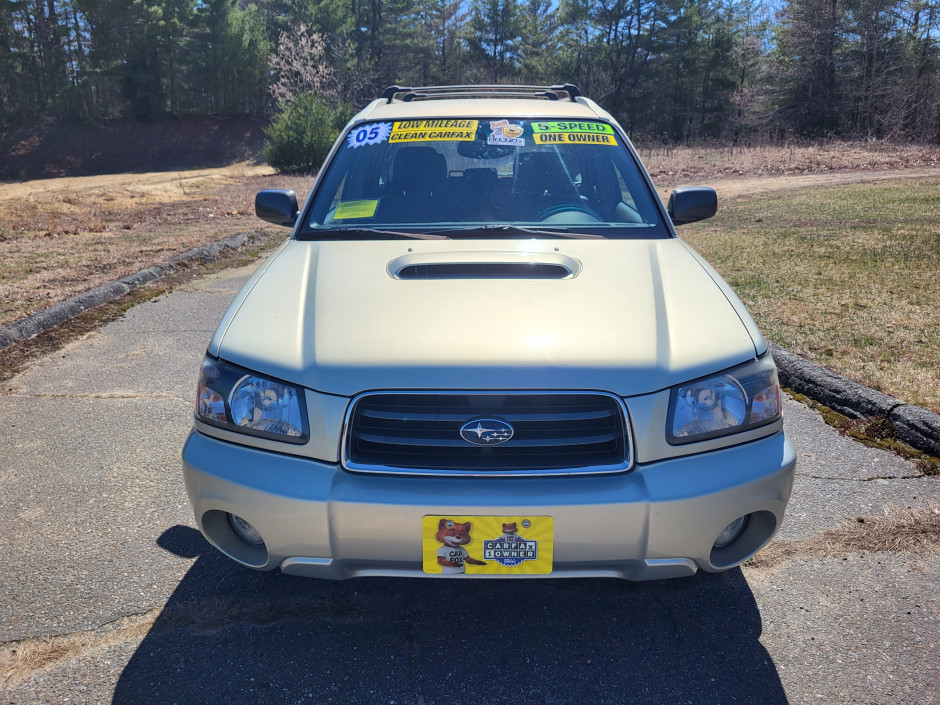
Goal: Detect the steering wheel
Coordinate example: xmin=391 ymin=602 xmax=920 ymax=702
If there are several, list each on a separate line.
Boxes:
xmin=534 ymin=203 xmax=603 ymax=222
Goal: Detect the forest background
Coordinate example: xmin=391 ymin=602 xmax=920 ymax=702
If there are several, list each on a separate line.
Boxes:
xmin=1 ymin=0 xmax=939 ymax=151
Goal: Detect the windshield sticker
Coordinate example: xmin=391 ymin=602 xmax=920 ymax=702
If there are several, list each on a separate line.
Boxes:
xmin=532 ymin=121 xmax=615 ymax=135
xmin=390 ymin=119 xmax=478 ymax=143
xmin=346 ymin=122 xmax=392 ymax=149
xmin=487 ymin=120 xmax=525 ymax=147
xmin=534 ymin=131 xmax=616 ymax=146
xmin=334 ymin=199 xmax=378 ymax=219
xmin=422 ymin=515 xmax=554 ymax=575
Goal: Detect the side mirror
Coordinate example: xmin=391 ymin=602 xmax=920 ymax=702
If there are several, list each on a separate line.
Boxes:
xmin=255 ymin=189 xmax=298 ymax=227
xmin=667 ymin=187 xmax=717 ymax=226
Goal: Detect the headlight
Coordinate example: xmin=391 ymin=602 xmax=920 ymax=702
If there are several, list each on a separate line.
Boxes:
xmin=195 ymin=355 xmax=308 ymax=444
xmin=667 ymin=355 xmax=781 ymax=445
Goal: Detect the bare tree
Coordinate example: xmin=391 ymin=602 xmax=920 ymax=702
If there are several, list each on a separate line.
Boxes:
xmin=269 ymin=24 xmax=337 ymax=105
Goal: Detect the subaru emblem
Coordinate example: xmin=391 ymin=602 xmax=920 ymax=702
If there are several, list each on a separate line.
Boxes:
xmin=459 ymin=418 xmax=514 ymax=445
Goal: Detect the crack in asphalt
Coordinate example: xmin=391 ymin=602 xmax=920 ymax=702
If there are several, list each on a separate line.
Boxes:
xmin=1 ymin=592 xmax=370 ymax=686
xmin=795 ymin=471 xmax=926 ymax=482
xmin=1 ymin=391 xmax=189 ymax=403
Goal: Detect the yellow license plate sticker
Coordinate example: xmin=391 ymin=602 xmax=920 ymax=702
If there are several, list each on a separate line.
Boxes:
xmin=422 ymin=515 xmax=553 ymax=575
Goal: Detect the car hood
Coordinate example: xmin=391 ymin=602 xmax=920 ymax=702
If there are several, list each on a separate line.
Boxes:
xmin=211 ymin=238 xmax=762 ymax=397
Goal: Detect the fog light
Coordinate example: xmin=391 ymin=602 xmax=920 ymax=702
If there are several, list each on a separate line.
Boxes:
xmin=228 ymin=514 xmax=264 ymax=545
xmin=714 ymin=515 xmax=748 ymax=549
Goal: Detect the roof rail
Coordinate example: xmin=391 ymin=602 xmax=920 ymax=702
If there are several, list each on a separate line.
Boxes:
xmin=380 ymin=84 xmax=583 ymax=104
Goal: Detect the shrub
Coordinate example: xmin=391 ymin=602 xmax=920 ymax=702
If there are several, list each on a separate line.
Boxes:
xmin=263 ymin=93 xmax=351 ymax=173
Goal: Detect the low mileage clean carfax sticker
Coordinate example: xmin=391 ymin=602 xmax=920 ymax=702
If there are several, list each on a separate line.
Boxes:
xmin=422 ymin=515 xmax=554 ymax=575
xmin=390 ymin=119 xmax=478 ymax=143
xmin=346 ymin=122 xmax=392 ymax=148
xmin=532 ymin=121 xmax=617 ymax=146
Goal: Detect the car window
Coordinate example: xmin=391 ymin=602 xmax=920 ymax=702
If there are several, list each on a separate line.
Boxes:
xmin=301 ymin=118 xmax=666 ymax=238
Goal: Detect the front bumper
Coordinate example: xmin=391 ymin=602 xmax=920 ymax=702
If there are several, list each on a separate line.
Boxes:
xmin=182 ymin=429 xmax=795 ymax=581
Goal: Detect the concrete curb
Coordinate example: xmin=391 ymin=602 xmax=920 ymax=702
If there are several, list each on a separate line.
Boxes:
xmin=0 ymin=230 xmax=265 ymax=351
xmin=770 ymin=342 xmax=940 ymax=457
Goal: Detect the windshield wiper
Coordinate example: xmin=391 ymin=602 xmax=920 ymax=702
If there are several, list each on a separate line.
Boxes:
xmin=430 ymin=225 xmax=604 ymax=239
xmin=302 ymin=227 xmax=451 ymax=240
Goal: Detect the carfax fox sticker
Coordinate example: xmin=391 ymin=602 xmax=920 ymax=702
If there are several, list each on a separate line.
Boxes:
xmin=422 ymin=516 xmax=554 ymax=575
xmin=488 ymin=120 xmax=525 ymax=147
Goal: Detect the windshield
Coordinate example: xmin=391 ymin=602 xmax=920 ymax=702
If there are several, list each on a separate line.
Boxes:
xmin=299 ymin=118 xmax=667 ymax=238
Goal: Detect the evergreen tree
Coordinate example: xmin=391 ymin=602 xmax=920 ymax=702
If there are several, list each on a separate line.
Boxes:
xmin=469 ymin=0 xmax=523 ymax=82
xmin=767 ymin=0 xmax=843 ymax=134
xmin=195 ymin=0 xmax=270 ymax=114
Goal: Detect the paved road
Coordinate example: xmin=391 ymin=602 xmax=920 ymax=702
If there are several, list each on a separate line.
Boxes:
xmin=1 ymin=262 xmax=938 ymax=704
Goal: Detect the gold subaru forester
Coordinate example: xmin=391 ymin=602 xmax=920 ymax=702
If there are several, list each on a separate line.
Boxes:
xmin=182 ymin=85 xmax=795 ymax=580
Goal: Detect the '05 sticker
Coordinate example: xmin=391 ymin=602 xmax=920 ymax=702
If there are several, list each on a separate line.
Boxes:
xmin=346 ymin=122 xmax=392 ymax=148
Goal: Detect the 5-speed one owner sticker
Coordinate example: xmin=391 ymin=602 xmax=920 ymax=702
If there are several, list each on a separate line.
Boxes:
xmin=532 ymin=121 xmax=617 ymax=146
xmin=422 ymin=515 xmax=554 ymax=575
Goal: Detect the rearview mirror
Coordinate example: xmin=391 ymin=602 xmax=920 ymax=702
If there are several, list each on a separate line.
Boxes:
xmin=667 ymin=187 xmax=717 ymax=226
xmin=255 ymin=190 xmax=299 ymax=227
xmin=456 ymin=140 xmax=515 ymax=160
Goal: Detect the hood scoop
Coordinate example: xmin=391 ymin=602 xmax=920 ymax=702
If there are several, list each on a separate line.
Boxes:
xmin=388 ymin=251 xmax=581 ymax=280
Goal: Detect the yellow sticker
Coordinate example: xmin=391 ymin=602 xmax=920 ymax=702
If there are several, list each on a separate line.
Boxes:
xmin=532 ymin=121 xmax=615 ymax=135
xmin=533 ymin=132 xmax=617 ymax=146
xmin=390 ymin=119 xmax=478 ymax=143
xmin=422 ymin=515 xmax=554 ymax=575
xmin=334 ymin=199 xmax=378 ymax=219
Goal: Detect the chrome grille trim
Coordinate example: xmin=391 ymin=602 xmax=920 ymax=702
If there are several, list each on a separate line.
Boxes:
xmin=341 ymin=391 xmax=633 ymax=477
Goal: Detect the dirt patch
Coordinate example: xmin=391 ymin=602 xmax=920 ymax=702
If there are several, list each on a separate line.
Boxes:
xmin=0 ymin=162 xmax=274 ymax=203
xmin=673 ymin=167 xmax=940 ymax=200
xmin=641 ymin=140 xmax=940 ymax=184
xmin=645 ymin=141 xmax=940 ymax=200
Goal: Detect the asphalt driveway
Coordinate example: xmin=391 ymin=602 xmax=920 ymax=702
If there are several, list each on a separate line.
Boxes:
xmin=1 ymin=262 xmax=938 ymax=704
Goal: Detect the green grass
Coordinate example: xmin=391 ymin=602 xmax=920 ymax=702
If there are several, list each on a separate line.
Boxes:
xmin=681 ymin=177 xmax=940 ymax=412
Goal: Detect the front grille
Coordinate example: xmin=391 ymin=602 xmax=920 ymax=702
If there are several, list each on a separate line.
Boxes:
xmin=343 ymin=392 xmax=631 ymax=476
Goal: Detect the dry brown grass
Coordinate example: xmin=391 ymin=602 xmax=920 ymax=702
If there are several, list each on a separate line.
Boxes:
xmin=0 ymin=163 xmax=312 ymax=326
xmin=638 ymin=140 xmax=940 ymax=182
xmin=0 ymin=609 xmax=158 ymax=688
xmin=749 ymin=502 xmax=940 ymax=569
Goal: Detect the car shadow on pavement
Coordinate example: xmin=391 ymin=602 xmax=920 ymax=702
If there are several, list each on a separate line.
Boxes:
xmin=112 ymin=525 xmax=788 ymax=705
